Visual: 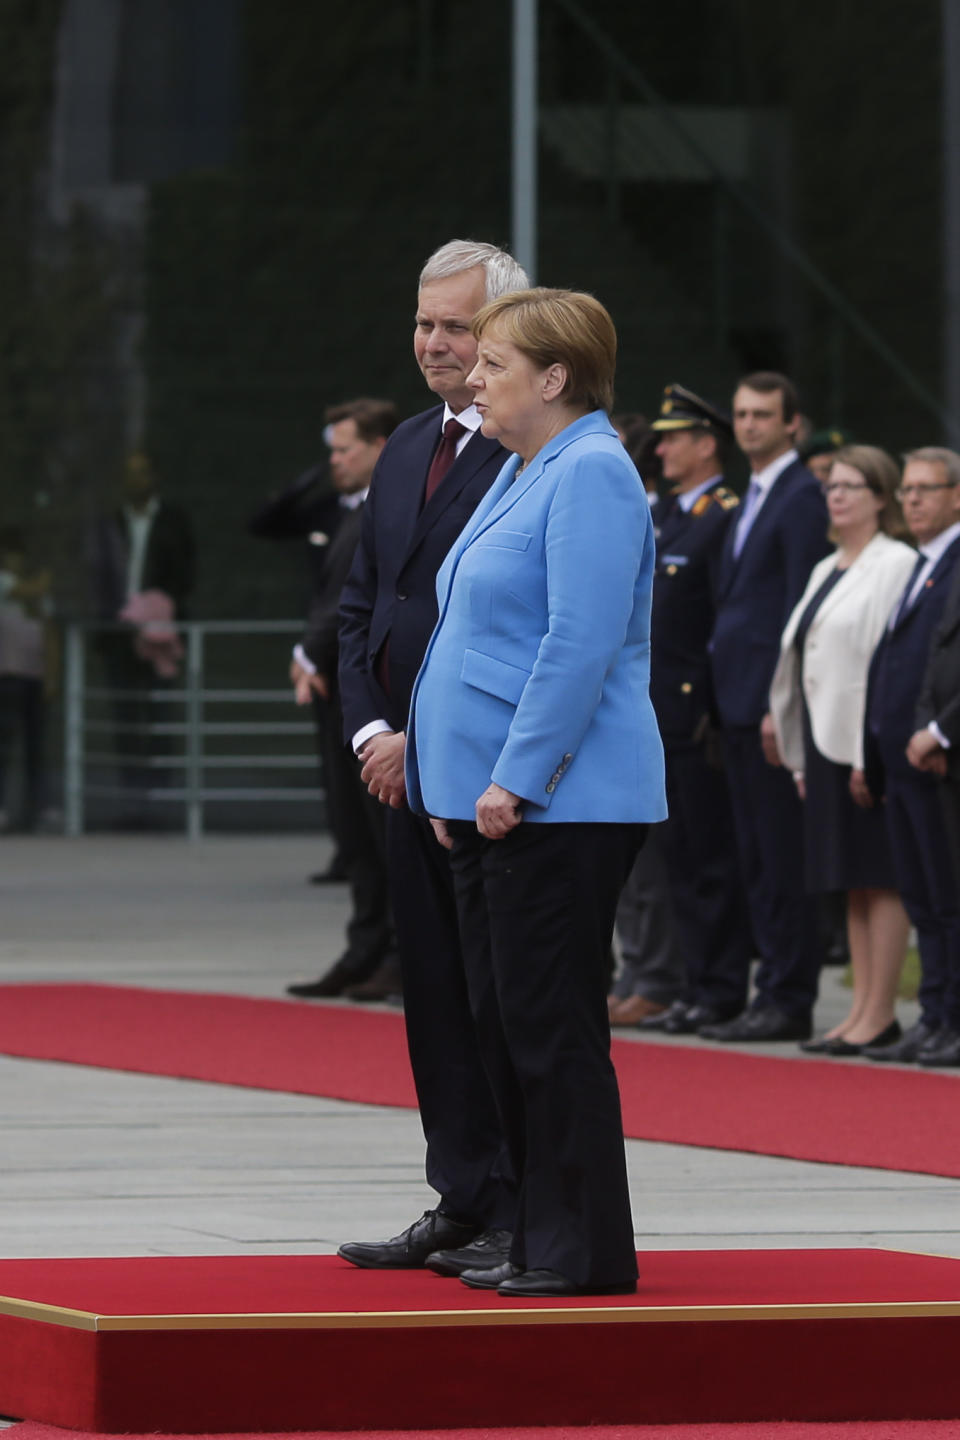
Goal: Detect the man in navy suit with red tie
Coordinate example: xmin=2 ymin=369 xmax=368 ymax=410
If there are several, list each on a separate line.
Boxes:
xmin=336 ymin=240 xmax=528 ymax=1275
xmin=702 ymin=372 xmax=831 ymax=1042
xmin=860 ymin=447 xmax=960 ymax=1066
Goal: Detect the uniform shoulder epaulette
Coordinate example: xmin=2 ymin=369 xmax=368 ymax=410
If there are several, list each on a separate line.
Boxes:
xmin=690 ymin=485 xmax=739 ymax=517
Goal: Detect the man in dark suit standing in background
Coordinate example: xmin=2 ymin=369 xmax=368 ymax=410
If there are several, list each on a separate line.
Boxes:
xmin=702 ymin=372 xmax=830 ymax=1042
xmin=863 ymin=447 xmax=960 ymax=1066
xmin=640 ymin=383 xmax=754 ymax=1035
xmin=336 ymin=240 xmax=528 ymax=1276
xmin=909 ymin=529 xmax=960 ymax=889
xmin=285 ymin=398 xmax=399 ymax=1001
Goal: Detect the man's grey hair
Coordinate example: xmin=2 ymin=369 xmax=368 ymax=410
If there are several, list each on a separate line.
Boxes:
xmin=903 ymin=446 xmax=960 ymax=488
xmin=419 ymin=239 xmax=529 ymax=301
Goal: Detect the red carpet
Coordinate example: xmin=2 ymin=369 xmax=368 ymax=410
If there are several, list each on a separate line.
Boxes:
xmin=2 ymin=1249 xmax=960 ymax=1430
xmin=1 ymin=982 xmax=959 ymax=1175
xmin=11 ymin=1426 xmax=960 ymax=1440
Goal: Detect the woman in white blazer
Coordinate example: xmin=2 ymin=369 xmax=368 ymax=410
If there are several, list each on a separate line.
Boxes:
xmin=769 ymin=445 xmax=916 ymax=1055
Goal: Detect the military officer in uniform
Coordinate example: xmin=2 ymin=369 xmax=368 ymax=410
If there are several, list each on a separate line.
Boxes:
xmin=643 ymin=385 xmax=755 ymax=1033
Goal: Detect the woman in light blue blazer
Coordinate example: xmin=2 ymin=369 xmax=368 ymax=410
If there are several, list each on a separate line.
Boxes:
xmin=407 ymin=289 xmax=666 ymax=1299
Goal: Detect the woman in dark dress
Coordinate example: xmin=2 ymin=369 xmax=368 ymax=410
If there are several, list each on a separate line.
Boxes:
xmin=769 ymin=446 xmax=916 ymax=1054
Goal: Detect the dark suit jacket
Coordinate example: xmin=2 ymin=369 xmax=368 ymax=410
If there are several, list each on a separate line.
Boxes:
xmin=91 ymin=500 xmax=195 ymax=618
xmin=301 ymin=502 xmax=364 ymax=679
xmin=710 ymin=458 xmax=829 ymax=728
xmin=864 ymin=535 xmax=960 ymax=795
xmin=248 ymin=464 xmax=343 ymax=597
xmin=650 ymin=481 xmax=739 ymax=743
xmin=916 ymin=555 xmax=960 ymax=776
xmin=338 ymin=407 xmax=508 ymax=740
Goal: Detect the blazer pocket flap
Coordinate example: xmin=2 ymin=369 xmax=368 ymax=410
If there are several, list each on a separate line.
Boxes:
xmin=474 ymin=529 xmax=532 ymax=551
xmin=461 ymin=648 xmax=531 ymax=705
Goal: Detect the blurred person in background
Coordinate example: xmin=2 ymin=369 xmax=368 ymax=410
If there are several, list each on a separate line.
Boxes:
xmin=702 ymin=372 xmax=831 ymax=1043
xmin=909 ymin=554 xmax=960 ymax=905
xmin=606 ymin=405 xmax=684 ymax=1027
xmin=0 ymin=527 xmax=54 ymax=833
xmin=641 ymin=384 xmax=754 ymax=1035
xmin=88 ymin=451 xmax=195 ymax=810
xmin=799 ymin=427 xmax=855 ymax=486
xmin=859 ymin=447 xmax=960 ymax=1066
xmin=286 ymin=398 xmax=401 ymax=1002
xmin=769 ymin=446 xmax=916 ymax=1056
xmin=249 ymin=421 xmax=348 ymax=884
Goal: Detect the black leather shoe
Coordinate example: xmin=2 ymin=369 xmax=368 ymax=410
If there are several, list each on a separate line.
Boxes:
xmin=917 ymin=1027 xmax=960 ymax=1067
xmin=799 ymin=1034 xmax=837 ymax=1054
xmin=342 ymin=958 xmax=403 ymax=1002
xmin=339 ymin=1210 xmax=478 ymax=1269
xmin=699 ymin=1007 xmax=812 ymax=1042
xmin=286 ymin=957 xmax=365 ymax=998
xmin=821 ymin=1020 xmax=902 ymax=1057
xmin=308 ymin=866 xmax=348 ymax=886
xmin=862 ymin=1021 xmax=938 ymax=1063
xmin=668 ymin=1003 xmax=739 ymax=1035
xmin=460 ymin=1261 xmax=523 ymax=1290
xmin=496 ymin=1268 xmax=637 ymax=1298
xmin=426 ymin=1228 xmax=513 ymax=1277
xmin=637 ymin=999 xmax=686 ymax=1031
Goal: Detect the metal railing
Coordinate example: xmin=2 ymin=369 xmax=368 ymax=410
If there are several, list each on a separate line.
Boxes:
xmin=63 ymin=620 xmax=323 ymax=839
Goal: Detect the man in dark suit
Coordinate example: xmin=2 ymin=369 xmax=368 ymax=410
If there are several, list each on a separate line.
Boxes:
xmin=862 ymin=447 xmax=960 ymax=1066
xmin=701 ymin=372 xmax=830 ymax=1042
xmin=336 ymin=240 xmax=528 ymax=1275
xmin=910 ymin=532 xmax=960 ymax=888
xmin=640 ymin=384 xmax=754 ymax=1035
xmin=284 ymin=398 xmax=400 ymax=1000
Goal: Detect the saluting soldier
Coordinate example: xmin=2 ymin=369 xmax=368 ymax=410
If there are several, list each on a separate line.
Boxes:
xmin=643 ymin=384 xmax=754 ymax=1034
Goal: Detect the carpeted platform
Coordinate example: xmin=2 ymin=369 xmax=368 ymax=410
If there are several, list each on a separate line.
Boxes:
xmin=10 ymin=1424 xmax=960 ymax=1440
xmin=2 ymin=1249 xmax=960 ymax=1431
xmin=0 ymin=983 xmax=959 ymax=1176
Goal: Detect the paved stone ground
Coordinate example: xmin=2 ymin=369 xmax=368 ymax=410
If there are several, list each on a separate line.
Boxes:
xmin=1 ymin=835 xmax=958 ymax=1264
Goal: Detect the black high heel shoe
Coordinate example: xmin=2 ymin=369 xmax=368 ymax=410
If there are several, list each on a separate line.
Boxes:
xmin=821 ymin=1020 xmax=902 ymax=1057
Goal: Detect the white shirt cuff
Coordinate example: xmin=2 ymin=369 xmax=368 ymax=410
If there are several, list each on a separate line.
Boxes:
xmin=352 ymin=719 xmax=393 ymax=755
xmin=292 ymin=644 xmax=316 ymax=676
xmin=930 ymin=720 xmax=951 ymax=750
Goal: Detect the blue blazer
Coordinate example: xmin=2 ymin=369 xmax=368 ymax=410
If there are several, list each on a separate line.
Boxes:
xmin=710 ymin=458 xmax=830 ymax=728
xmin=406 ymin=411 xmax=667 ymax=824
xmin=338 ymin=406 xmax=508 ymax=737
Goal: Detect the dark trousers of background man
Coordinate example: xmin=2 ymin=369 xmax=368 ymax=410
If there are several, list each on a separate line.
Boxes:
xmin=0 ymin=675 xmax=44 ymax=829
xmin=447 ymin=819 xmax=643 ymax=1289
xmin=318 ymin=687 xmax=393 ymax=979
xmin=884 ymin=773 xmax=960 ymax=1032
xmin=384 ymin=804 xmax=516 ymax=1229
xmin=722 ymin=727 xmax=822 ymax=1018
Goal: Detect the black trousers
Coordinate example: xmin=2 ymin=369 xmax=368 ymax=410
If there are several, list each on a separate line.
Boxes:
xmin=447 ymin=819 xmax=643 ymax=1288
xmin=319 ymin=691 xmax=393 ymax=974
xmin=384 ymin=804 xmax=515 ymax=1228
xmin=722 ymin=726 xmax=823 ymax=1018
xmin=883 ymin=770 xmax=960 ymax=1030
xmin=661 ymin=739 xmax=753 ymax=1013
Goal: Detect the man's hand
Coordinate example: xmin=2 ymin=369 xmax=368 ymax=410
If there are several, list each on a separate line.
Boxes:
xmin=760 ymin=711 xmax=782 ymax=767
xmin=793 ymin=772 xmax=806 ymax=802
xmin=359 ymin=731 xmax=407 ymax=807
xmin=849 ymin=767 xmax=874 ymax=809
xmin=906 ymin=727 xmax=947 ymax=775
xmin=476 ymin=782 xmax=523 ymax=839
xmin=430 ymin=817 xmax=453 ymax=850
xmin=290 ymin=659 xmax=314 ymax=707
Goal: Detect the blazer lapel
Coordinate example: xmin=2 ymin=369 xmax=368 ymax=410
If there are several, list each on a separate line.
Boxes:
xmin=403 ymin=430 xmax=505 ymax=562
xmin=895 ymin=536 xmax=960 ymax=631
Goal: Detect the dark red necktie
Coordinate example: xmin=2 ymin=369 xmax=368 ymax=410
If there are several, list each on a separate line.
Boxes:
xmin=423 ymin=418 xmax=467 ymax=506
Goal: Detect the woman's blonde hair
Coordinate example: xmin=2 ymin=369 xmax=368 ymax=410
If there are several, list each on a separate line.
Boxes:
xmin=472 ymin=287 xmax=617 ymax=414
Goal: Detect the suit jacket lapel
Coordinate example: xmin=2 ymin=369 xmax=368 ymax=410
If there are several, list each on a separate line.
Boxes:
xmin=894 ymin=536 xmax=960 ymax=631
xmin=400 ymin=429 xmax=504 ymax=564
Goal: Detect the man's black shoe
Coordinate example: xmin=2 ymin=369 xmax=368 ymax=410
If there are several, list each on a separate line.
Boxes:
xmin=497 ymin=1268 xmax=637 ymax=1298
xmin=862 ymin=1021 xmax=938 ymax=1063
xmin=425 ymin=1228 xmax=513 ymax=1277
xmin=699 ymin=1006 xmax=812 ymax=1043
xmin=338 ymin=1209 xmax=478 ymax=1269
xmin=309 ymin=863 xmax=348 ymax=885
xmin=661 ymin=1002 xmax=739 ymax=1035
xmin=917 ymin=1027 xmax=960 ymax=1067
xmin=343 ymin=957 xmax=403 ymax=1003
xmin=286 ymin=956 xmax=366 ymax=999
xmin=459 ymin=1261 xmax=523 ymax=1290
